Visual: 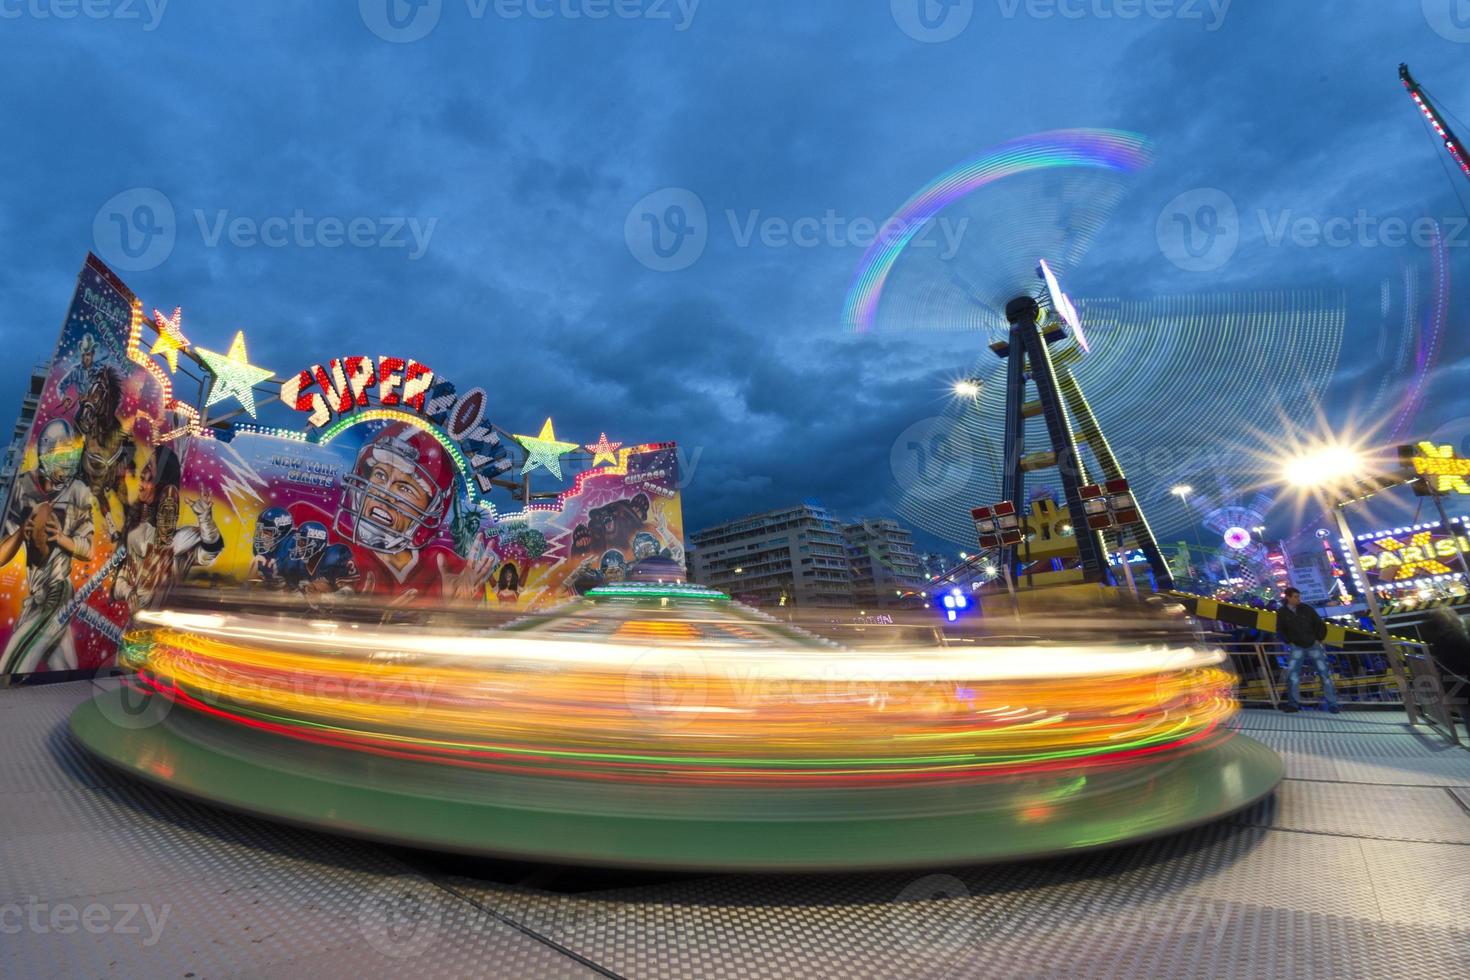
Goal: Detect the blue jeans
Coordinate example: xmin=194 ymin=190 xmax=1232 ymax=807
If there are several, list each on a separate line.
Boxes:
xmin=1285 ymin=642 xmax=1338 ymax=709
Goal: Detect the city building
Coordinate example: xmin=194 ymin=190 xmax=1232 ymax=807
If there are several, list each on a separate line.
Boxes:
xmin=687 ymin=502 xmax=855 ymax=607
xmin=843 ymin=518 xmax=925 ymax=608
xmin=0 ymin=364 xmax=49 ymax=490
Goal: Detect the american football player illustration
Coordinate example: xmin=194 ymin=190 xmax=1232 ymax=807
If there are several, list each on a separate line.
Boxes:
xmin=0 ymin=418 xmax=93 ymax=677
xmin=335 ymin=421 xmax=492 ymax=604
xmin=247 ymin=506 xmax=295 ymax=589
xmin=280 ymin=520 xmax=360 ymax=608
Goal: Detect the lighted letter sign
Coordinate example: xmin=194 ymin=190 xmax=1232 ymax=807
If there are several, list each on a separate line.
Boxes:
xmin=279 ymin=355 xmax=511 ymax=493
xmin=1400 ymin=441 xmax=1470 ymax=495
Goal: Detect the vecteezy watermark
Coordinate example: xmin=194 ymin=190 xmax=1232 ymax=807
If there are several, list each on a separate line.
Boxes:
xmin=359 ymin=875 xmax=442 ymax=958
xmin=624 ymin=187 xmax=708 ymax=272
xmin=359 ymin=0 xmax=699 ymax=43
xmin=884 ymin=874 xmax=988 ymax=957
xmin=993 ymin=0 xmax=1231 ymax=30
xmin=890 ymin=417 xmax=979 ymax=502
xmin=89 ymin=674 xmax=173 ymax=731
xmin=195 ymin=210 xmax=438 ymax=260
xmin=91 ymin=189 xmax=438 ymax=272
xmin=0 ymin=898 xmax=170 ymax=946
xmin=1423 ymin=0 xmax=1470 ymax=43
xmin=1157 ymin=187 xmax=1470 ymax=272
xmin=891 ymin=0 xmax=974 ymax=42
xmin=726 ymin=209 xmax=968 ymax=258
xmin=1254 ymin=209 xmax=1470 ymax=250
xmin=92 ymin=188 xmax=177 ymax=274
xmin=1155 ymin=188 xmax=1240 ymax=272
xmin=0 ymin=0 xmax=168 ymax=30
xmin=624 ymin=187 xmax=970 ymax=272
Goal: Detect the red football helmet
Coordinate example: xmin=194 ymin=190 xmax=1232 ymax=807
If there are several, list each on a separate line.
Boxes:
xmin=336 ymin=421 xmax=457 ymax=553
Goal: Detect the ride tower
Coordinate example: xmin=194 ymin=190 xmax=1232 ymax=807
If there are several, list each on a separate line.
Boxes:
xmin=982 ymin=271 xmax=1173 ymax=592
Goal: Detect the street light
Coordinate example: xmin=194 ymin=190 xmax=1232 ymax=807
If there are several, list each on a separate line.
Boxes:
xmin=1278 ymin=441 xmax=1419 ymax=722
xmin=1283 ymin=445 xmax=1363 ymax=488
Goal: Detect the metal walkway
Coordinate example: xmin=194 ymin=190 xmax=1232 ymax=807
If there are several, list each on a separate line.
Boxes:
xmin=4 ymin=681 xmax=1468 ymax=979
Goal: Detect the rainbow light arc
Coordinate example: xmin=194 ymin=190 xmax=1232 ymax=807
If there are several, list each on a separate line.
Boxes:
xmin=843 ymin=129 xmax=1154 ymax=333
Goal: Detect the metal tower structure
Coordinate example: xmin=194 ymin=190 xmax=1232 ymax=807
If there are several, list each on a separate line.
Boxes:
xmin=988 ymin=276 xmax=1173 ymax=589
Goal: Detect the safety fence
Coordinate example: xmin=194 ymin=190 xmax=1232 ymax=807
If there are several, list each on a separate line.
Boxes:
xmin=1211 ymin=631 xmax=1466 ymax=745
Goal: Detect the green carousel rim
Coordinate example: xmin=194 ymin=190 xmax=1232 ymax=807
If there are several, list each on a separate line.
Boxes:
xmin=71 ymin=688 xmax=1284 ymax=871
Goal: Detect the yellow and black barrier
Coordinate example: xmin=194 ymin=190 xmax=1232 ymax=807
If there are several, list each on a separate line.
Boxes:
xmin=1165 ymin=592 xmax=1404 ymax=647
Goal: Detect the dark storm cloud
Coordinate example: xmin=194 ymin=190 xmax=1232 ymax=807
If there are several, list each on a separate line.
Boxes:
xmin=0 ymin=1 xmax=1467 ymax=544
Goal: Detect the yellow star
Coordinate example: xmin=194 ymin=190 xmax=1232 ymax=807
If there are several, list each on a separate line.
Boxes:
xmin=150 ymin=307 xmax=190 ymax=373
xmin=514 ymin=418 xmax=580 ymax=479
xmin=195 ymin=331 xmax=275 ymax=418
xmin=584 ymin=432 xmax=623 ymax=467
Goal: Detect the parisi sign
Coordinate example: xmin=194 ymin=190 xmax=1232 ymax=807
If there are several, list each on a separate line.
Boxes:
xmin=279 ymin=355 xmax=511 ymax=491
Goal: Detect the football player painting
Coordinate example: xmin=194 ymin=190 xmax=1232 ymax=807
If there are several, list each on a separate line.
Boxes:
xmin=111 ymin=446 xmax=223 ymax=610
xmin=0 ymin=418 xmax=93 ymax=677
xmin=281 ymin=521 xmax=360 ymax=609
xmin=247 ymin=506 xmax=295 ymax=589
xmin=334 ymin=421 xmax=492 ymax=605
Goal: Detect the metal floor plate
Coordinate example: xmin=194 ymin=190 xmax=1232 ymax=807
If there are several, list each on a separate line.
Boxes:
xmin=4 ymin=686 xmax=1469 ymax=979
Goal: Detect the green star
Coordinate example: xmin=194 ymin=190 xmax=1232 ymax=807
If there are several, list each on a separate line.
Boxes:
xmin=514 ymin=418 xmax=579 ymax=478
xmin=196 ymin=330 xmax=275 ymax=418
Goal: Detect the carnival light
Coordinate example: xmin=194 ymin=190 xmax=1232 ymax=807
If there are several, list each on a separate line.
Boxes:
xmin=1170 ymin=485 xmax=1193 ymax=499
xmin=1038 ymin=258 xmax=1088 ymax=353
xmin=1223 ymin=527 xmax=1251 ymax=550
xmin=125 ymin=299 xmax=203 ymax=443
xmin=150 ymin=307 xmax=190 ymax=373
xmin=953 ymin=380 xmax=981 ymax=399
xmin=585 ymin=432 xmax=623 ymax=467
xmin=122 ymin=609 xmax=1236 ymax=787
xmin=515 ymin=418 xmax=580 ymax=478
xmin=1282 ymin=445 xmax=1363 ymax=488
xmin=196 ymin=330 xmax=275 ymax=418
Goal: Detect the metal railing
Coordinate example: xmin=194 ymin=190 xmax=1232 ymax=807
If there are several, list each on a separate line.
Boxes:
xmin=1212 ymin=632 xmax=1465 ymax=745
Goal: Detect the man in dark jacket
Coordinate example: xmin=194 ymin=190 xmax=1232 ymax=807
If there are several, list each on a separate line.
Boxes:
xmin=1275 ymin=587 xmax=1339 ymax=713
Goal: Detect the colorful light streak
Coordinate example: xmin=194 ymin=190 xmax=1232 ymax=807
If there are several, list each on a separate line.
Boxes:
xmin=122 ymin=611 xmax=1235 ymax=788
xmin=843 ymin=129 xmax=1153 ymax=333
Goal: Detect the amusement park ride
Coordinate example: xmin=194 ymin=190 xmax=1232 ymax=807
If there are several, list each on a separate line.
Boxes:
xmin=968 ymin=262 xmax=1172 ymax=606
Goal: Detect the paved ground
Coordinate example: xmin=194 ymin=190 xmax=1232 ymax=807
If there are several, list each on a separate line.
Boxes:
xmin=3 ymin=680 xmax=1468 ymax=979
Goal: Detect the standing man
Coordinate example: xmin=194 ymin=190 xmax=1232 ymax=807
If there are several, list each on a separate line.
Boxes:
xmin=1276 ymin=586 xmax=1340 ymax=713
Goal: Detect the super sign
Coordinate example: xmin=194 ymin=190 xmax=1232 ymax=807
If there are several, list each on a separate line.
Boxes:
xmin=281 ymin=356 xmax=511 ymax=493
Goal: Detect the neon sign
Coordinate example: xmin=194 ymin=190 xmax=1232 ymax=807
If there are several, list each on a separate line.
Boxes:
xmin=280 ymin=356 xmax=511 ymax=493
xmin=280 ymin=355 xmax=436 ymax=428
xmin=1401 ymin=441 xmax=1470 ymax=495
xmin=1356 ymin=519 xmax=1470 ymax=586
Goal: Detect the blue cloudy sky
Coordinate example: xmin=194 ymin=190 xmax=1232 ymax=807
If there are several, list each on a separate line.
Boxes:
xmin=1 ymin=1 xmax=1468 ymax=547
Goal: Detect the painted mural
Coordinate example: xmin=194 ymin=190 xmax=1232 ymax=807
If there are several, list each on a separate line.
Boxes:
xmin=0 ymin=256 xmax=171 ymax=679
xmin=0 ymin=255 xmax=685 ymax=680
xmin=176 ymin=429 xmax=683 ymax=613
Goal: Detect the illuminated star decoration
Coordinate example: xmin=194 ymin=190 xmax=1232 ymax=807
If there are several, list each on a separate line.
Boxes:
xmin=585 ymin=432 xmax=623 ymax=467
xmin=195 ymin=330 xmax=275 ymax=418
xmin=514 ymin=418 xmax=580 ymax=478
xmin=150 ymin=306 xmax=190 ymax=373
